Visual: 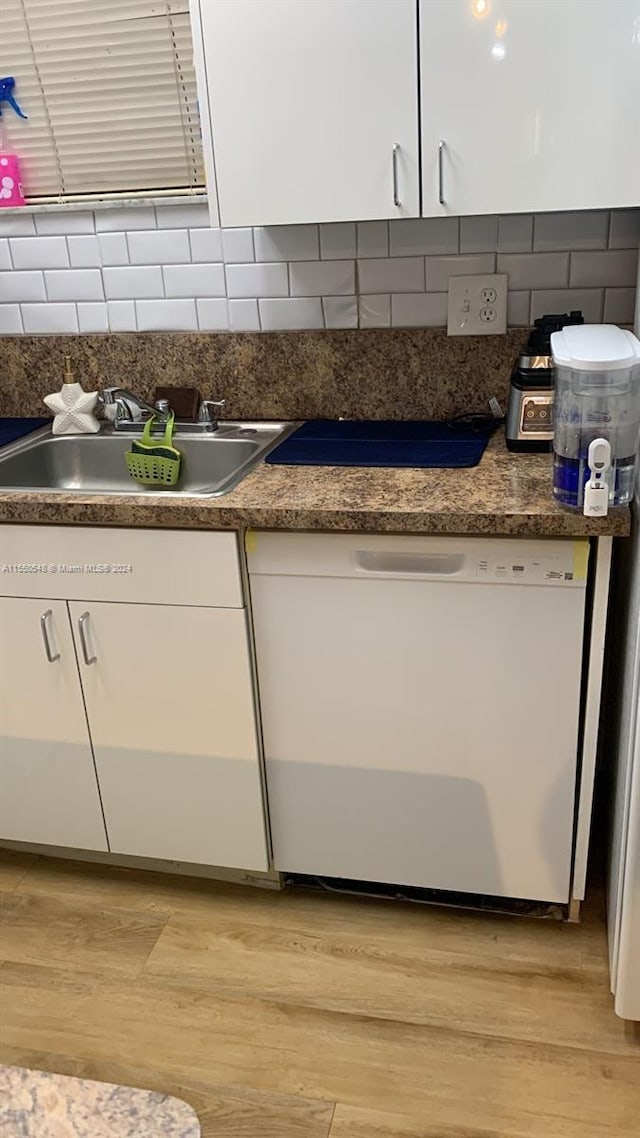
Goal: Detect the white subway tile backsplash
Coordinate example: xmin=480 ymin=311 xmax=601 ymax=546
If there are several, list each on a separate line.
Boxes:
xmin=507 ymin=290 xmax=531 ymax=326
xmin=156 ymin=203 xmax=209 ymax=229
xmin=356 ymin=221 xmax=388 ymax=259
xmin=0 ymin=270 xmax=46 ymax=302
xmin=189 ymin=227 xmax=223 ymax=263
xmin=68 ymin=235 xmax=100 ymax=268
xmin=497 ymin=214 xmax=533 ymax=253
xmin=0 ymin=214 xmax=35 ymax=237
xmin=290 ymin=259 xmax=354 ymax=297
xmin=391 ymin=293 xmax=448 ymax=327
xmin=98 ymin=233 xmax=129 ymax=266
xmin=45 ymin=269 xmax=104 ymax=302
xmin=35 ymin=211 xmax=94 ymax=235
xmin=103 ymin=265 xmax=164 ymax=300
xmin=603 ymin=287 xmax=637 ymax=324
xmin=221 ymin=228 xmax=254 ymax=263
xmin=77 ymin=302 xmax=109 ymax=333
xmin=254 ymin=225 xmax=319 ymax=262
xmin=530 ymin=289 xmax=604 ymax=324
xmin=320 ymin=223 xmax=356 ymax=260
xmin=164 ymin=263 xmax=226 ymax=298
xmin=95 ymin=207 xmax=156 ymax=232
xmin=259 ymin=297 xmax=324 ymax=330
xmin=534 ymin=211 xmax=609 ymax=251
xmin=21 ymin=303 xmax=78 ymax=333
xmin=358 ymin=294 xmax=390 ymax=328
xmin=127 ymin=228 xmax=190 ymax=265
xmin=358 ymin=257 xmax=424 ymax=294
xmin=389 ymin=217 xmax=458 ymax=257
xmin=426 ymin=253 xmax=495 ymax=292
xmin=570 ymin=249 xmax=638 ymax=288
xmin=10 ymin=236 xmax=69 ymax=270
xmin=196 ymin=298 xmax=229 ymax=331
xmin=226 ymin=262 xmax=287 ymax=298
xmin=609 ymin=209 xmax=640 ymax=250
xmin=496 ymin=252 xmax=569 ymax=289
xmin=0 ymin=202 xmax=636 ymax=336
xmin=0 ymin=304 xmax=22 ymax=333
xmin=322 ymin=295 xmax=357 ymax=329
xmin=107 ymin=300 xmax=137 ymax=332
xmin=228 ymin=299 xmax=260 ymax=331
xmin=136 ymin=299 xmax=198 ymax=331
xmin=68 ymin=232 xmax=129 ymax=268
xmin=460 ymin=216 xmax=498 ymax=254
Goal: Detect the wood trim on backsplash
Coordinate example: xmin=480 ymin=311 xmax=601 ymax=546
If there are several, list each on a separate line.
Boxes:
xmin=0 ymin=328 xmax=524 ymax=421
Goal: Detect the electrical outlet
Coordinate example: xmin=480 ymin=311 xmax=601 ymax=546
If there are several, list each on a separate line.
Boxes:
xmin=447 ymin=274 xmax=508 ymax=336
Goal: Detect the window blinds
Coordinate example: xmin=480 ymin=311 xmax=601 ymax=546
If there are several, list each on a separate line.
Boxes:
xmin=1 ymin=0 xmax=205 ymax=200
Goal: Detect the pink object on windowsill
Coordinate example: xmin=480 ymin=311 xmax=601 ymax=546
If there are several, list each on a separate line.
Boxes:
xmin=0 ymin=153 xmax=26 ymax=206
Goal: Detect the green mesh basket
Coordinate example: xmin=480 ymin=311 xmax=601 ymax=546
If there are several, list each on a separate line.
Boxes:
xmin=125 ymin=413 xmax=182 ymax=487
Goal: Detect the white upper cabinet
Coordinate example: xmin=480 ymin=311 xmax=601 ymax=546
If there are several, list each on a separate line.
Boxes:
xmin=192 ymin=0 xmax=420 ymax=226
xmin=420 ymin=0 xmax=640 ymax=217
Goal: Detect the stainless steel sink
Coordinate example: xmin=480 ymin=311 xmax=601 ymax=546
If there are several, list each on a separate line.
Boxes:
xmin=0 ymin=421 xmax=294 ymax=497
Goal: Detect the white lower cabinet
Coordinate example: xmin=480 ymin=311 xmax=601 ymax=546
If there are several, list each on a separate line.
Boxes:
xmin=0 ymin=597 xmax=107 ymax=851
xmin=69 ymin=601 xmax=269 ymax=870
xmin=0 ymin=526 xmax=269 ymax=871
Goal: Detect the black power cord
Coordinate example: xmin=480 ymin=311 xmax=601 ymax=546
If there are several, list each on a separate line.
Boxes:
xmin=446 ymin=411 xmax=505 ymax=434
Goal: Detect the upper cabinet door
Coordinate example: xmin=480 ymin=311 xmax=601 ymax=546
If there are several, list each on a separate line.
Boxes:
xmin=193 ymin=0 xmax=420 ymax=226
xmin=420 ymin=0 xmax=640 ymax=217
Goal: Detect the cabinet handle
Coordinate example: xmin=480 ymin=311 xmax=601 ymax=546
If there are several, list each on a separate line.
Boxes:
xmin=438 ymin=139 xmax=446 ymax=206
xmin=392 ymin=143 xmax=401 ymax=207
xmin=40 ymin=609 xmax=60 ymax=663
xmin=78 ymin=611 xmax=97 ymax=665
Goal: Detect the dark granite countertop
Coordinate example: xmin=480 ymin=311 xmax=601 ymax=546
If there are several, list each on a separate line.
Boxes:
xmin=0 ymin=432 xmax=629 ymax=537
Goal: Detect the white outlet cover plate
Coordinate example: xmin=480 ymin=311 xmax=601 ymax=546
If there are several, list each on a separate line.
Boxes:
xmin=447 ymin=273 xmax=508 ymax=336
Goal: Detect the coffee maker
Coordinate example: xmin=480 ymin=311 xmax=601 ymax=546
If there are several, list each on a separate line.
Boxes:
xmin=505 ymin=312 xmax=584 ymax=452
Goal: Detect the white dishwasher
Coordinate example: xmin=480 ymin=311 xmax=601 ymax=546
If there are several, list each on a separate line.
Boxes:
xmin=248 ymin=533 xmax=589 ymax=903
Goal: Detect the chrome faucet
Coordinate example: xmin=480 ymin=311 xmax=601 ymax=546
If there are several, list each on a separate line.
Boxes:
xmin=100 ymin=387 xmax=227 ymax=433
xmin=100 ymin=387 xmax=171 ymax=429
xmin=198 ymin=399 xmax=226 ymax=430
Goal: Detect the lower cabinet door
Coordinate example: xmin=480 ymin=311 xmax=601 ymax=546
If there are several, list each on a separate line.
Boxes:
xmin=69 ymin=601 xmax=269 ymax=870
xmin=0 ymin=597 xmax=107 ymax=850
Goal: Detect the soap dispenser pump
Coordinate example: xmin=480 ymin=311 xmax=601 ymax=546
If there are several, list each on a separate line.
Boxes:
xmin=44 ymin=356 xmax=100 ymax=435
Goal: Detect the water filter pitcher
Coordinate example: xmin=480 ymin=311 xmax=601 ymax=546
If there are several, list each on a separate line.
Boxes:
xmin=551 ymin=324 xmax=640 ymax=509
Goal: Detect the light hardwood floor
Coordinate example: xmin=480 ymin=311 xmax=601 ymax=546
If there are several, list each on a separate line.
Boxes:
xmin=0 ymin=850 xmax=638 ymax=1137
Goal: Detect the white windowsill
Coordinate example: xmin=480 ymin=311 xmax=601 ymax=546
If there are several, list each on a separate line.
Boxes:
xmin=0 ymin=194 xmax=208 ymax=215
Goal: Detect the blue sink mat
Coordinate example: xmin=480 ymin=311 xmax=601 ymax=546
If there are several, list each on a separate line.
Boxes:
xmin=0 ymin=417 xmax=49 ymax=448
xmin=265 ymin=420 xmax=492 ymax=469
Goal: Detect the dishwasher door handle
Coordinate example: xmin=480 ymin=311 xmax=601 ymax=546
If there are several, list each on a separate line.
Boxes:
xmin=354 ymin=551 xmax=466 ymax=576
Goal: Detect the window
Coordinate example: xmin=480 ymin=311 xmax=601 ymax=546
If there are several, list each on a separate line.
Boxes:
xmin=1 ymin=0 xmax=205 ymax=201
